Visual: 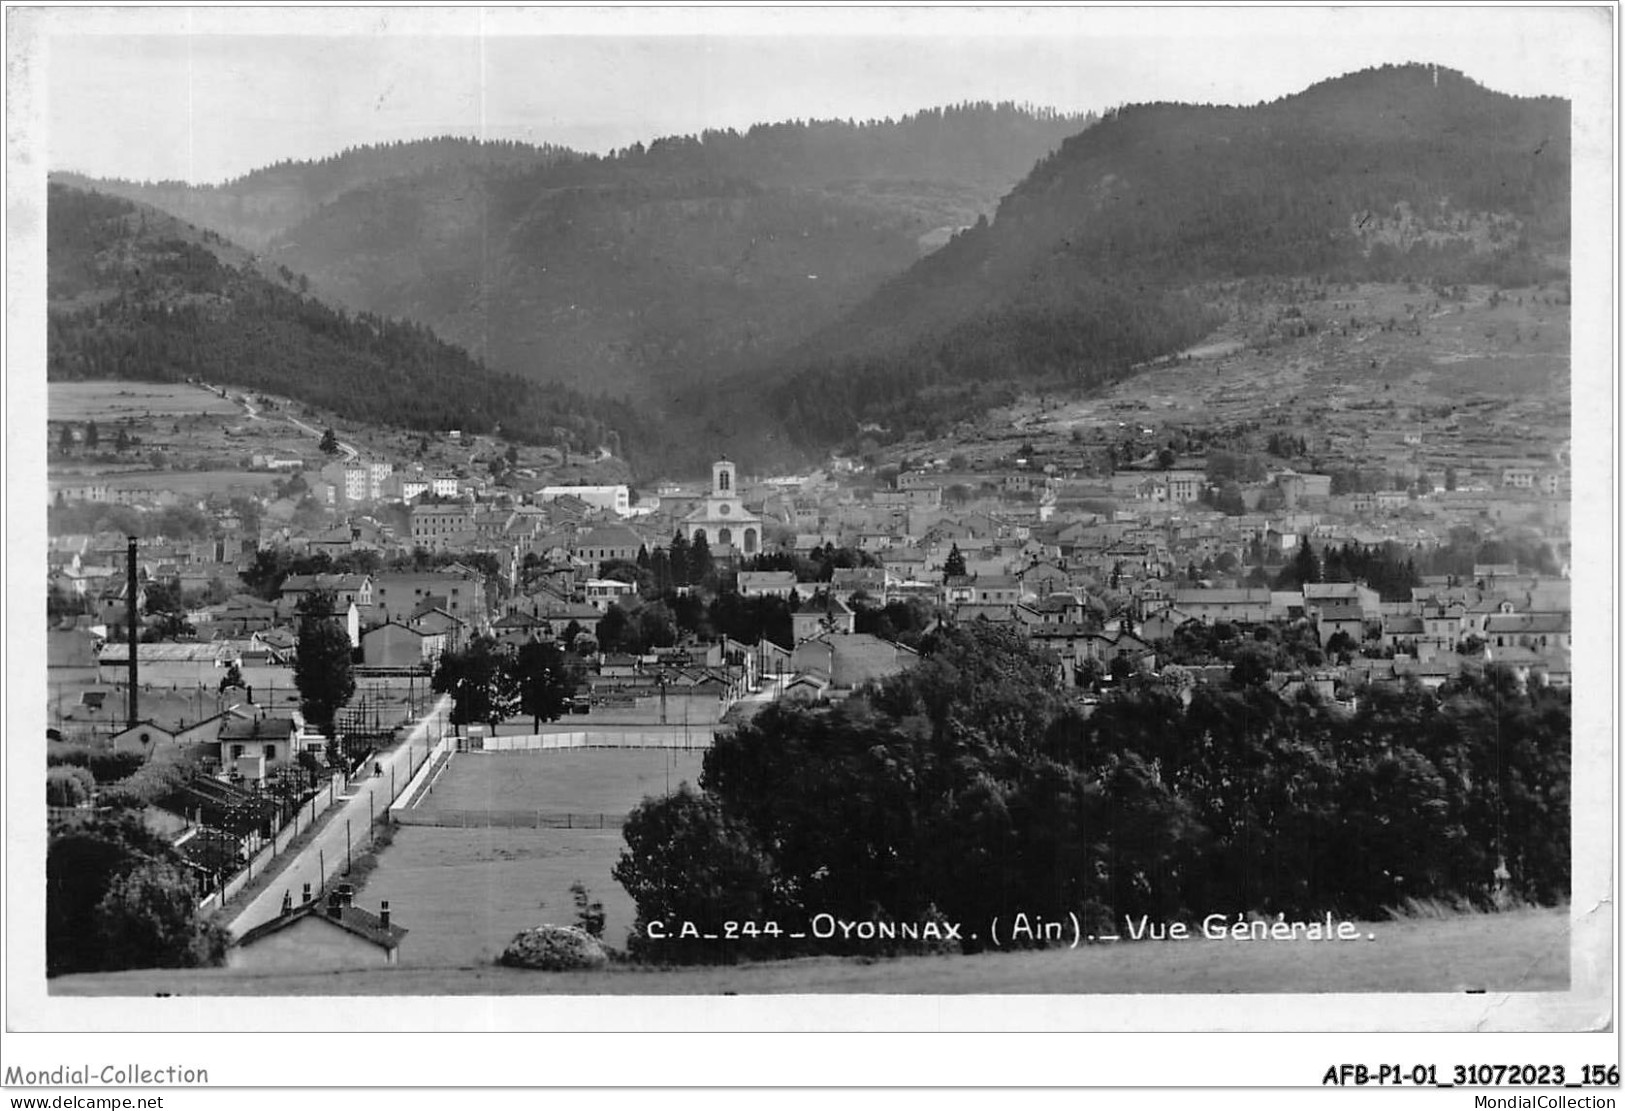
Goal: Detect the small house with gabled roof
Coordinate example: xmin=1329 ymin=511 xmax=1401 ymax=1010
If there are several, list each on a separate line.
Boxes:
xmin=229 ymin=887 xmax=407 ymax=971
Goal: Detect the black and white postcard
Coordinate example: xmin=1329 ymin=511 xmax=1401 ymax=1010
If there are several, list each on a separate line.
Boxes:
xmin=3 ymin=3 xmax=1616 ymax=1092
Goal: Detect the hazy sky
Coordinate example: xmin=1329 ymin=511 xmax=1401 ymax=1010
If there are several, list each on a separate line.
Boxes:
xmin=18 ymin=5 xmax=1612 ymax=185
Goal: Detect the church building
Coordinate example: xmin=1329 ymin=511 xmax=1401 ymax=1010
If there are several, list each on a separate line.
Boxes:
xmin=683 ymin=458 xmax=762 ymax=557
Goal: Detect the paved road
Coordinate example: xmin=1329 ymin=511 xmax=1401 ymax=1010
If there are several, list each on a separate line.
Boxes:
xmin=226 ymin=695 xmax=452 ymax=938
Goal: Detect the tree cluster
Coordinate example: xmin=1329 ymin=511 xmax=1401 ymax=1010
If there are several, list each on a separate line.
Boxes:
xmin=615 ymin=623 xmax=1568 ymax=963
xmin=47 ymin=811 xmax=229 ymax=976
xmin=432 ymin=635 xmax=575 ymax=731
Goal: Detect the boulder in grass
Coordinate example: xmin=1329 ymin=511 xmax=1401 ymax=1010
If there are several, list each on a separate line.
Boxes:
xmin=499 ymin=924 xmax=608 ymax=971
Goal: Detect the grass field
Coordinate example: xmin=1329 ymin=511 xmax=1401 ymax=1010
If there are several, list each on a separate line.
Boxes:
xmin=413 ymin=750 xmax=708 ymax=813
xmin=49 ymin=906 xmax=1570 ymax=999
xmin=99 ymin=469 xmax=281 ymax=495
xmin=350 ymin=826 xmax=639 ymax=965
xmin=355 ymin=750 xmax=710 ymax=961
xmin=49 ymin=381 xmax=242 ymax=421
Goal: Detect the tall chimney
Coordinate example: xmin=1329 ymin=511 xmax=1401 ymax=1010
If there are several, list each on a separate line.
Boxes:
xmin=126 ymin=537 xmax=139 ymax=727
xmin=379 ymin=901 xmax=390 ymax=929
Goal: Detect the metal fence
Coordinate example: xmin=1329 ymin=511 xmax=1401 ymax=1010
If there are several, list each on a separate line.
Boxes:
xmin=393 ymin=807 xmax=626 ymax=830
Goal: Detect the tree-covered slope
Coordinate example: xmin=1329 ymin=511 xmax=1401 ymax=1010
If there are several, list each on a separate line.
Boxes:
xmin=64 ymin=104 xmax=1091 ymax=401
xmin=766 ymin=65 xmax=1570 ymax=449
xmin=46 ymin=183 xmax=646 ymax=458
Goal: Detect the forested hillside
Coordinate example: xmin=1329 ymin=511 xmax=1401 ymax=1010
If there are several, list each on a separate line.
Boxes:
xmin=52 ymin=136 xmax=579 ymax=250
xmin=767 ymin=65 xmax=1570 ymax=450
xmin=46 ymin=184 xmax=646 ymax=459
xmin=60 ymin=105 xmax=1094 ymax=401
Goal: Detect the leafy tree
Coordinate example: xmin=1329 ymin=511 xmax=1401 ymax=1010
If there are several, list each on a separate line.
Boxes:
xmin=95 ymin=758 xmax=191 ymax=811
xmin=667 ymin=533 xmax=691 ymax=587
xmin=1207 ymin=481 xmax=1247 ymax=516
xmin=296 ymin=749 xmax=324 ymax=789
xmin=690 ymin=532 xmax=714 ymax=585
xmin=319 ymin=427 xmax=340 ymax=455
xmin=84 ymin=420 xmax=99 ymax=450
xmin=239 ymin=548 xmax=300 ymax=599
xmin=47 ymin=766 xmax=96 ymax=807
xmin=513 ymin=640 xmax=574 ymax=731
xmin=294 ymin=589 xmax=356 ymax=735
xmin=115 ymin=427 xmax=132 ymax=453
xmin=432 ymin=635 xmax=521 ymax=729
xmin=86 ymin=751 xmax=145 ymax=783
xmin=1108 ymin=654 xmax=1135 ymax=686
xmin=1230 ymin=649 xmax=1273 ymax=688
xmin=596 ymin=604 xmax=636 ymax=655
xmin=561 ymin=619 xmax=584 ymax=652
xmin=47 ymin=811 xmax=224 ymax=976
xmin=95 ymin=860 xmax=229 ymax=971
xmin=1291 ymin=537 xmax=1321 ymax=586
xmin=141 ymin=611 xmax=195 ymax=643
xmin=58 ymin=424 xmax=74 ymax=453
xmin=614 ymin=784 xmax=779 ymax=961
xmin=943 ymin=543 xmax=967 ymax=579
xmin=143 ymin=579 xmax=185 ymax=616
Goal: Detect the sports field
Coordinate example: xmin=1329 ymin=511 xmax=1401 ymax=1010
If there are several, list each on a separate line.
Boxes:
xmin=411 ymin=749 xmax=707 ymax=814
xmin=354 ymin=750 xmax=708 ymax=961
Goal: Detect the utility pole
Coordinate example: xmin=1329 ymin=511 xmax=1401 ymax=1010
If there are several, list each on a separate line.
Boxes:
xmin=126 ymin=537 xmax=139 ymax=728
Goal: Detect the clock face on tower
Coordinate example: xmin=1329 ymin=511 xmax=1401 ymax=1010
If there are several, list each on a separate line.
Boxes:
xmin=718 ymin=503 xmax=731 ymax=516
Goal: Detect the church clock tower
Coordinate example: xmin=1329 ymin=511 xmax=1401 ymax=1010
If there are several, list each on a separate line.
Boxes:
xmin=684 ymin=456 xmax=762 ymax=556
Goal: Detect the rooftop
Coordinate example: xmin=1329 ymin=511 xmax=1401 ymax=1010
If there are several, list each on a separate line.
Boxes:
xmin=235 ymin=897 xmax=407 ymax=952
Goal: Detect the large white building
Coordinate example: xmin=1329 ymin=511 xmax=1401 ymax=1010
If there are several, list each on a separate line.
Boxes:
xmin=534 ymin=484 xmax=631 ymax=516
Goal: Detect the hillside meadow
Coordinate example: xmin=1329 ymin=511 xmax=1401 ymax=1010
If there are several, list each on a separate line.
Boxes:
xmin=49 ymin=381 xmax=243 ymax=422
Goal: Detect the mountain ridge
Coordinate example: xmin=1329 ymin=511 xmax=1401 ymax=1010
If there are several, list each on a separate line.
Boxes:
xmin=54 ymin=104 xmax=1097 ymax=401
xmin=763 ymin=64 xmax=1570 ymax=451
